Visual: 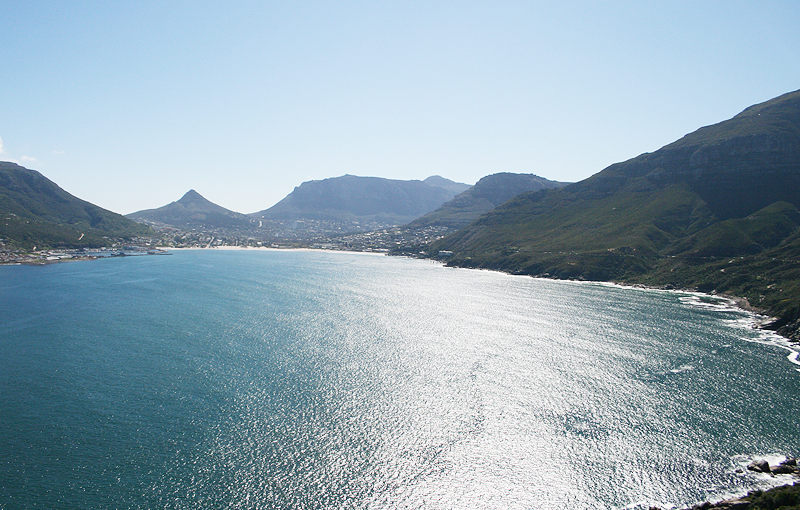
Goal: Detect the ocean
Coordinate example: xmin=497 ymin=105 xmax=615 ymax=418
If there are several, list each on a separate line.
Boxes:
xmin=1 ymin=249 xmax=798 ymax=509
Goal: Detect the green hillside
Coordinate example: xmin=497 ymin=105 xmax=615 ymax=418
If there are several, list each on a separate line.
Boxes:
xmin=0 ymin=162 xmax=153 ymax=249
xmin=408 ymin=172 xmax=568 ymax=230
xmin=430 ymin=89 xmax=800 ymax=339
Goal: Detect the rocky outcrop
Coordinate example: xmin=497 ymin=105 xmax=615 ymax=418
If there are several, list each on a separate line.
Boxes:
xmin=687 ymin=496 xmax=751 ymax=510
xmin=745 ymin=457 xmax=799 ymax=476
xmin=672 ymin=459 xmax=800 ymax=510
xmin=746 ymin=459 xmax=772 ymax=474
xmin=685 ymin=481 xmax=800 ymax=509
xmin=772 ymin=458 xmax=799 ymax=475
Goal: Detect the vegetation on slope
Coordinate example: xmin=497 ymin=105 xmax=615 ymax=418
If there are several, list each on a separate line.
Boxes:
xmin=0 ymin=162 xmax=153 ymax=249
xmin=407 ymin=172 xmax=568 ymax=230
xmin=429 ymin=89 xmax=800 ymax=339
xmin=745 ymin=483 xmax=800 ymax=510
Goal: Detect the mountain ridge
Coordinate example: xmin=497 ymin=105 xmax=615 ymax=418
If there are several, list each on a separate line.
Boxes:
xmin=0 ymin=161 xmax=153 ymax=249
xmin=407 ymin=172 xmax=569 ymax=230
xmin=429 ymin=89 xmax=800 ymax=339
xmin=250 ymin=174 xmax=470 ymax=228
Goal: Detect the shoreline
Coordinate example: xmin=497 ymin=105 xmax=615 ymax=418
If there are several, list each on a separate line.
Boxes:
xmin=6 ymin=243 xmax=796 ymax=350
xmin=682 ymin=480 xmax=800 ymax=510
xmin=2 ymin=245 xmax=798 ymax=508
xmin=433 ymin=255 xmax=800 ymax=346
xmin=0 ymin=244 xmax=384 ymax=266
xmin=0 ymin=247 xmax=171 ymax=266
xmin=170 ymin=245 xmax=387 ymax=256
xmin=426 ymin=262 xmax=800 ymax=508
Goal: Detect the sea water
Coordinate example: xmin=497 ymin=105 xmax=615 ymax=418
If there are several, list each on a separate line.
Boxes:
xmin=0 ymin=249 xmax=798 ymax=510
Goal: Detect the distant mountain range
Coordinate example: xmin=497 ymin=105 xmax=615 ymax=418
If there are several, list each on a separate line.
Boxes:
xmin=0 ymin=162 xmax=152 ymax=249
xmin=4 ymin=89 xmax=799 ymax=339
xmin=127 ymin=189 xmax=255 ymax=230
xmin=250 ymin=174 xmax=471 ymax=228
xmin=129 ymin=175 xmax=473 ymax=237
xmin=431 ymin=89 xmax=800 ymax=339
xmin=407 ymin=172 xmax=568 ymax=230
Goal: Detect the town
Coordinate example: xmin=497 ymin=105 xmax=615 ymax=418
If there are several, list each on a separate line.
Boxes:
xmin=0 ymin=224 xmax=453 ymax=264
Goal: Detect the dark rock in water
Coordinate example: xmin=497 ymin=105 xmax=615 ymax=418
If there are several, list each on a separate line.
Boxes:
xmin=771 ymin=458 xmax=800 ymax=475
xmin=772 ymin=463 xmax=796 ymax=475
xmin=688 ymin=498 xmax=750 ymax=510
xmin=747 ymin=459 xmax=771 ymax=473
xmin=724 ymin=500 xmax=754 ymax=510
xmin=724 ymin=500 xmax=753 ymax=510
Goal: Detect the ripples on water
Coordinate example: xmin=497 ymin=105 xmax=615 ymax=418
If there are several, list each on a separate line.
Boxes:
xmin=0 ymin=249 xmax=798 ymax=509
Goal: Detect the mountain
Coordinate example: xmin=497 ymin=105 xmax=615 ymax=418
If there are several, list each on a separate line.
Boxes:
xmin=430 ymin=89 xmax=800 ymax=339
xmin=0 ymin=162 xmax=153 ymax=249
xmin=408 ymin=172 xmax=568 ymax=229
xmin=250 ymin=174 xmax=470 ymax=228
xmin=422 ymin=175 xmax=472 ymax=196
xmin=127 ymin=189 xmax=254 ymax=230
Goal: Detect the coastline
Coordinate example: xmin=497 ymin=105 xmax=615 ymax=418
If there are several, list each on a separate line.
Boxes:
xmin=550 ymin=275 xmax=800 ymax=368
xmin=3 ymin=247 xmax=796 ymax=508
xmin=432 ymin=252 xmax=800 ymax=345
xmin=7 ymin=244 xmax=796 ymax=353
xmin=0 ymin=247 xmax=170 ymax=266
xmin=530 ymin=271 xmax=800 ymax=369
xmin=406 ymin=256 xmax=800 ymax=379
xmin=681 ymin=480 xmax=800 ymax=510
xmin=171 ymin=245 xmax=387 ymax=256
xmin=0 ymin=244 xmax=391 ymax=266
xmin=431 ymin=264 xmax=800 ymax=508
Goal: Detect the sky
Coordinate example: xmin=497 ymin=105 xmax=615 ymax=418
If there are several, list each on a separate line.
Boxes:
xmin=1 ymin=1 xmax=799 ymax=215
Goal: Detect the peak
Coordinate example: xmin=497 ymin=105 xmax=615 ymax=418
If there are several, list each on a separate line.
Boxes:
xmin=180 ymin=189 xmax=205 ymax=201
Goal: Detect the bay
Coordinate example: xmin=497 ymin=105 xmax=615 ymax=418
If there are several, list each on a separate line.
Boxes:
xmin=0 ymin=249 xmax=798 ymax=509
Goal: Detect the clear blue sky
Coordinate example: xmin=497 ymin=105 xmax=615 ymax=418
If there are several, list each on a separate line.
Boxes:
xmin=2 ymin=1 xmax=799 ymax=215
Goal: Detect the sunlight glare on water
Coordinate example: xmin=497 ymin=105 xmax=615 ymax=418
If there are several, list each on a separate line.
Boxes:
xmin=0 ymin=249 xmax=798 ymax=510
